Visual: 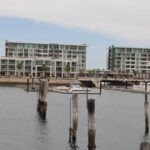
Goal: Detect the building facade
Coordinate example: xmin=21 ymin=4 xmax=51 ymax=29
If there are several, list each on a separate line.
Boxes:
xmin=107 ymin=45 xmax=150 ymax=79
xmin=0 ymin=41 xmax=87 ymax=78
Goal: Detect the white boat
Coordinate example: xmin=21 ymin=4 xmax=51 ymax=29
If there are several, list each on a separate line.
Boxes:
xmin=68 ymin=84 xmax=91 ymax=92
xmin=133 ymin=82 xmax=150 ymax=91
xmin=52 ymin=86 xmax=69 ymax=91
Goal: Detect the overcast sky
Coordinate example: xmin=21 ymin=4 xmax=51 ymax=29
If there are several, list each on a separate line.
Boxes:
xmin=0 ymin=0 xmax=150 ymax=69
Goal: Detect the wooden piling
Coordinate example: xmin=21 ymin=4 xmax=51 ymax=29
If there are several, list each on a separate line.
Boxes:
xmin=38 ymin=79 xmax=48 ymax=118
xmin=145 ymin=93 xmax=149 ymax=134
xmin=32 ymin=78 xmax=35 ymax=89
xmin=125 ymin=81 xmax=128 ymax=90
xmin=72 ymin=93 xmax=78 ymax=145
xmin=140 ymin=142 xmax=150 ymax=150
xmin=99 ymin=81 xmax=102 ymax=94
xmin=145 ymin=81 xmax=147 ymax=92
xmin=86 ymin=88 xmax=89 ymax=101
xmin=27 ymin=78 xmax=29 ymax=92
xmin=69 ymin=97 xmax=72 ymax=144
xmin=87 ymin=99 xmax=96 ymax=150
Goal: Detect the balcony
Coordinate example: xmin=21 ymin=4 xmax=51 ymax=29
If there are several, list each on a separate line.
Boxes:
xmin=1 ymin=62 xmax=8 ymax=65
xmin=56 ymin=64 xmax=62 ymax=67
xmin=9 ymin=61 xmax=15 ymax=65
xmin=25 ymin=64 xmax=31 ymax=67
xmin=8 ymin=68 xmax=15 ymax=71
xmin=1 ymin=68 xmax=7 ymax=71
xmin=25 ymin=69 xmax=31 ymax=72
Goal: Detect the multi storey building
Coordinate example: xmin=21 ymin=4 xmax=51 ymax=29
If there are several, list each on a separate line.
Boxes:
xmin=0 ymin=41 xmax=87 ymax=78
xmin=107 ymin=45 xmax=150 ymax=79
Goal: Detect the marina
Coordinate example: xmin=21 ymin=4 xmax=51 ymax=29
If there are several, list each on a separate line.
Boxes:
xmin=0 ymin=1 xmax=150 ymax=149
xmin=0 ymin=86 xmax=150 ymax=150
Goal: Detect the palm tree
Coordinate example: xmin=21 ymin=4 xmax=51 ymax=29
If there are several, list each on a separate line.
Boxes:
xmin=118 ymin=69 xmax=122 ymax=78
xmin=17 ymin=62 xmax=23 ymax=78
xmin=79 ymin=69 xmax=84 ymax=77
xmin=96 ymin=69 xmax=100 ymax=78
xmin=41 ymin=64 xmax=48 ymax=78
xmin=64 ymin=64 xmax=71 ymax=79
xmin=126 ymin=70 xmax=130 ymax=78
xmin=132 ymin=70 xmax=137 ymax=79
xmin=92 ymin=69 xmax=96 ymax=77
xmin=122 ymin=70 xmax=125 ymax=78
xmin=87 ymin=70 xmax=93 ymax=77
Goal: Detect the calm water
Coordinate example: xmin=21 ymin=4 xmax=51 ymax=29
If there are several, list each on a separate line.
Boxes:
xmin=0 ymin=86 xmax=149 ymax=150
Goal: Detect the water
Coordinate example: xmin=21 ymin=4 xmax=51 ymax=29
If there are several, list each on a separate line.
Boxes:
xmin=0 ymin=86 xmax=149 ymax=150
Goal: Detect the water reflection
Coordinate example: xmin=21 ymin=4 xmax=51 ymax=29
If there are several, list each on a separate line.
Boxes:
xmin=33 ymin=112 xmax=50 ymax=150
xmin=37 ymin=112 xmax=48 ymax=124
xmin=140 ymin=133 xmax=150 ymax=150
xmin=68 ymin=144 xmax=79 ymax=150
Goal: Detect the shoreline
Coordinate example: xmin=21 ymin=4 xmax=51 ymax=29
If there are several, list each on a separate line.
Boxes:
xmin=0 ymin=77 xmax=149 ymax=94
xmin=0 ymin=77 xmax=81 ymax=86
xmin=103 ymin=86 xmax=150 ymax=94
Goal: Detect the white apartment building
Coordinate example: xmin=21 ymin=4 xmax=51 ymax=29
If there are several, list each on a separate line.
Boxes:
xmin=107 ymin=45 xmax=150 ymax=79
xmin=0 ymin=41 xmax=87 ymax=78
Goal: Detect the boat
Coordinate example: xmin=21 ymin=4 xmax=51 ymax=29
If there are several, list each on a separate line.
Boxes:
xmin=133 ymin=82 xmax=150 ymax=91
xmin=68 ymin=84 xmax=91 ymax=92
xmin=52 ymin=86 xmax=69 ymax=91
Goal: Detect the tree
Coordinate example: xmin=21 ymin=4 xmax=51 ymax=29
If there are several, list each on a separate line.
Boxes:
xmin=88 ymin=70 xmax=93 ymax=77
xmin=126 ymin=70 xmax=130 ymax=78
xmin=41 ymin=64 xmax=48 ymax=78
xmin=96 ymin=69 xmax=100 ymax=77
xmin=132 ymin=70 xmax=137 ymax=79
xmin=17 ymin=62 xmax=23 ymax=78
xmin=92 ymin=69 xmax=96 ymax=77
xmin=79 ymin=69 xmax=84 ymax=77
xmin=118 ymin=69 xmax=122 ymax=78
xmin=64 ymin=64 xmax=71 ymax=79
xmin=122 ymin=70 xmax=125 ymax=78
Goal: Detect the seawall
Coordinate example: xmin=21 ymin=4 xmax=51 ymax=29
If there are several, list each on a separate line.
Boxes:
xmin=0 ymin=77 xmax=82 ymax=87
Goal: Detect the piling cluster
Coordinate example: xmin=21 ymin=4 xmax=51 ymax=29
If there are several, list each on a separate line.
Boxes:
xmin=26 ymin=78 xmax=150 ymax=150
xmin=68 ymin=92 xmax=96 ymax=150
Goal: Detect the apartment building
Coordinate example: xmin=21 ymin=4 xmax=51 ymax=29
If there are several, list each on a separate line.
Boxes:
xmin=107 ymin=45 xmax=150 ymax=79
xmin=0 ymin=41 xmax=87 ymax=78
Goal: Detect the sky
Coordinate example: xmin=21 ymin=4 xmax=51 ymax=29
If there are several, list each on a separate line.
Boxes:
xmin=0 ymin=0 xmax=150 ymax=69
